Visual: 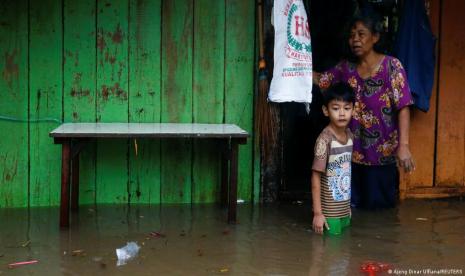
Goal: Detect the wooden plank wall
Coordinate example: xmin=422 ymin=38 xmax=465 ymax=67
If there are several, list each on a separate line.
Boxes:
xmin=0 ymin=0 xmax=28 ymax=207
xmin=0 ymin=0 xmax=256 ymax=207
xmin=29 ymin=0 xmax=62 ymax=207
xmin=226 ymin=0 xmax=255 ymax=201
xmin=160 ymin=0 xmax=193 ymax=204
xmin=435 ymin=0 xmax=465 ymax=187
xmin=95 ymin=0 xmax=129 ymax=204
xmin=402 ymin=0 xmax=465 ymax=198
xmin=400 ymin=0 xmax=440 ymax=194
xmin=192 ymin=0 xmax=225 ymax=203
xmin=128 ymin=0 xmax=161 ymax=204
xmin=63 ymin=0 xmax=97 ymax=205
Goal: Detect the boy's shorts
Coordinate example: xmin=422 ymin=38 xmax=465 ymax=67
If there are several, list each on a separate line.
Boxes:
xmin=325 ymin=216 xmax=350 ymax=235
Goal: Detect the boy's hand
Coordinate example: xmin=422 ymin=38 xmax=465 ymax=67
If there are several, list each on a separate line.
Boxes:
xmin=313 ymin=213 xmax=329 ymax=235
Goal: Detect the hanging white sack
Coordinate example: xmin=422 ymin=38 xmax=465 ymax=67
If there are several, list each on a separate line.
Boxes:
xmin=269 ymin=0 xmax=313 ymax=104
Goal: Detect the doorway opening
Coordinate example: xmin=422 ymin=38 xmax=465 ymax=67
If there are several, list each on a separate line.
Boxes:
xmin=276 ymin=0 xmax=402 ymax=202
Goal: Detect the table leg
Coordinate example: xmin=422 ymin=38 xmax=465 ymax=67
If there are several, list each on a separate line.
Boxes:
xmin=221 ymin=141 xmax=229 ymax=207
xmin=228 ymin=140 xmax=239 ymax=224
xmin=60 ymin=141 xmax=71 ymax=228
xmin=71 ymin=152 xmax=79 ymax=212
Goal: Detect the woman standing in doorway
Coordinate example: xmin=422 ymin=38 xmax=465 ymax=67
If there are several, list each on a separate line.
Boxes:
xmin=314 ymin=14 xmax=415 ymax=209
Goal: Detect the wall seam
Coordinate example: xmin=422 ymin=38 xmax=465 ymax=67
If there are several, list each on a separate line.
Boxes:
xmin=127 ymin=0 xmax=131 ymax=205
xmin=94 ymin=0 xmax=98 ymax=205
xmin=27 ymin=0 xmax=31 ymax=208
xmin=191 ymin=0 xmax=195 ymax=204
xmin=432 ymin=0 xmax=442 ymax=188
xmin=159 ymin=0 xmax=164 ymax=204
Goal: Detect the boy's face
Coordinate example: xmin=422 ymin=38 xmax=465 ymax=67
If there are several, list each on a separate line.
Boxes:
xmin=322 ymin=99 xmax=354 ymax=129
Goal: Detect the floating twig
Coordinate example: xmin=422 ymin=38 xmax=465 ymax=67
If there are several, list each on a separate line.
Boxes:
xmin=21 ymin=240 xmax=31 ymax=247
xmin=149 ymin=231 xmax=166 ymax=238
xmin=8 ymin=260 xmax=39 ymax=269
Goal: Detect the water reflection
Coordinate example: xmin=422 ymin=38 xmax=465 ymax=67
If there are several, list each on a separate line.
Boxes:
xmin=0 ymin=199 xmax=464 ymax=275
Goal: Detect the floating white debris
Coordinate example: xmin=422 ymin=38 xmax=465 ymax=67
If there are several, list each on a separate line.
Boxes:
xmin=116 ymin=242 xmax=140 ymax=266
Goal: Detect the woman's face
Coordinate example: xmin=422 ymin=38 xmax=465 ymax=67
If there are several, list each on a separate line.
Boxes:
xmin=348 ymin=21 xmax=380 ymax=57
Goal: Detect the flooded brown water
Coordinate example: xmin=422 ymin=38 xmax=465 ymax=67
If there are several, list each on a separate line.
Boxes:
xmin=1 ymin=199 xmax=464 ymax=275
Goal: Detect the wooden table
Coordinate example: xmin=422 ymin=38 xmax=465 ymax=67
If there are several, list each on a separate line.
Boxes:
xmin=50 ymin=123 xmax=249 ymax=228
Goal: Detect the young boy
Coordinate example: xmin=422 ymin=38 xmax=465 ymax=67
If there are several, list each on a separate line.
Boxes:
xmin=312 ymin=82 xmax=355 ymax=235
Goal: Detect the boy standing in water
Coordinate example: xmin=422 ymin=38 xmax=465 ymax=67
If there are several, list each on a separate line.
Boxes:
xmin=312 ymin=83 xmax=355 ymax=235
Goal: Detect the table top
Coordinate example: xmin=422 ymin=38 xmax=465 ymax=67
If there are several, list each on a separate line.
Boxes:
xmin=50 ymin=123 xmax=249 ymax=138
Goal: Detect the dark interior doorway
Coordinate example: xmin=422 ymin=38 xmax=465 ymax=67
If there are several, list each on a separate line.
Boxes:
xmin=277 ymin=0 xmax=401 ymax=201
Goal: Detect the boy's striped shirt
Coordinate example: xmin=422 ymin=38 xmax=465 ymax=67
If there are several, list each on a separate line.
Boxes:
xmin=312 ymin=127 xmax=353 ymax=218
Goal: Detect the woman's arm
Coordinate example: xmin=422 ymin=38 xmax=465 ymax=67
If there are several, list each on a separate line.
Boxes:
xmin=313 ymin=62 xmax=344 ymax=89
xmin=389 ymin=57 xmax=415 ymax=173
xmin=397 ymin=106 xmax=415 ymax=173
xmin=312 ymin=171 xmax=328 ymax=234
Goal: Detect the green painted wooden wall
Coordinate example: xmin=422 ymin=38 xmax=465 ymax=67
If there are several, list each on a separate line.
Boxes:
xmin=0 ymin=0 xmax=257 ymax=207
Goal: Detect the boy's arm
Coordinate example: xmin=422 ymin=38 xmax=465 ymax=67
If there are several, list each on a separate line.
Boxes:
xmin=312 ymin=170 xmax=329 ymax=234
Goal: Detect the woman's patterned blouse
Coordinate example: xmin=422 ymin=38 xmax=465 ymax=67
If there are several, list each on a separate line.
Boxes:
xmin=319 ymin=56 xmax=414 ymax=166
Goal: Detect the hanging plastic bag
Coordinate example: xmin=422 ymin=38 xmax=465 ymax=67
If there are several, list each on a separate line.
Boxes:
xmin=269 ymin=0 xmax=313 ymax=105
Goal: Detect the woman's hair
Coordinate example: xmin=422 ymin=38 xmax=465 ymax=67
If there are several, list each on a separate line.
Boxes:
xmin=322 ymin=82 xmax=355 ymax=106
xmin=349 ymin=13 xmax=383 ymax=35
xmin=346 ymin=13 xmax=386 ymax=54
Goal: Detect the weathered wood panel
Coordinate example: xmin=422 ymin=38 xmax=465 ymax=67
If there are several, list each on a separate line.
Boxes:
xmin=435 ymin=0 xmax=465 ymax=187
xmin=29 ymin=0 xmax=62 ymax=207
xmin=128 ymin=0 xmax=161 ymax=204
xmin=225 ymin=0 xmax=255 ymax=201
xmin=96 ymin=0 xmax=129 ymax=203
xmin=401 ymin=0 xmax=440 ymax=192
xmin=192 ymin=0 xmax=225 ymax=203
xmin=0 ymin=0 xmax=28 ymax=207
xmin=161 ymin=0 xmax=193 ymax=203
xmin=63 ymin=0 xmax=97 ymax=204
xmin=1 ymin=0 xmax=257 ymax=207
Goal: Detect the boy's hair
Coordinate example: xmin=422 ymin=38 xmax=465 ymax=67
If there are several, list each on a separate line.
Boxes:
xmin=322 ymin=82 xmax=355 ymax=107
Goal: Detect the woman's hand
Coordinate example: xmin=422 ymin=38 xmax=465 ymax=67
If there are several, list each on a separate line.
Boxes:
xmin=313 ymin=213 xmax=329 ymax=234
xmin=397 ymin=143 xmax=415 ymax=173
xmin=313 ymin=72 xmax=321 ymax=85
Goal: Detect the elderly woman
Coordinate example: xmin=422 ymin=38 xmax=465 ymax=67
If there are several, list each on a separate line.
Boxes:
xmin=314 ymin=14 xmax=415 ymax=209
